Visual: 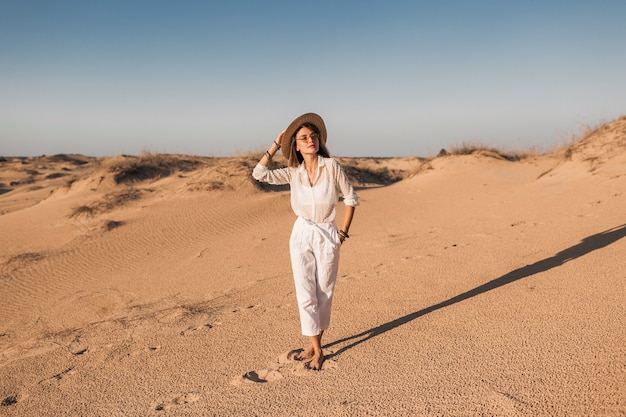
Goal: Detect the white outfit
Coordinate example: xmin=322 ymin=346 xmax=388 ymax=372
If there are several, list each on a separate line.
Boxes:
xmin=253 ymin=156 xmax=359 ymax=336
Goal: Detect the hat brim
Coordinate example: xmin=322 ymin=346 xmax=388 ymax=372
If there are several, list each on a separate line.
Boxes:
xmin=280 ymin=113 xmax=327 ymax=157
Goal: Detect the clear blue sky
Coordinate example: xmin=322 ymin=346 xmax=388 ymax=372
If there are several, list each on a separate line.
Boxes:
xmin=2 ymin=0 xmax=625 ymax=157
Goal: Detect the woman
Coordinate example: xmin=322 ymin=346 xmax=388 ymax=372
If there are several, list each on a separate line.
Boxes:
xmin=252 ymin=113 xmax=358 ymax=370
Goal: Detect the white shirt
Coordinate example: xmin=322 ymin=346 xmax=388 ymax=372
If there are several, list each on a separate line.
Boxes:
xmin=252 ymin=156 xmax=359 ymax=224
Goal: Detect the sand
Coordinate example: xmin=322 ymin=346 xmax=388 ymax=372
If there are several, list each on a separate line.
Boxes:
xmin=1 ymin=117 xmax=625 ymax=416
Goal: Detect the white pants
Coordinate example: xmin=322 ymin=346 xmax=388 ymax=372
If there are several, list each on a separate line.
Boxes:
xmin=289 ymin=217 xmax=341 ymax=336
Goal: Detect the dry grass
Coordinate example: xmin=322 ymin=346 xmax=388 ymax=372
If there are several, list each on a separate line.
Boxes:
xmin=340 ymin=159 xmax=419 ymax=187
xmin=559 ymin=118 xmax=624 ymax=160
xmin=551 ymin=123 xmax=602 ymax=161
xmin=103 ymin=220 xmax=125 ymax=231
xmin=108 ymin=153 xmax=204 ymax=184
xmin=70 ymin=188 xmax=142 ymax=218
xmin=438 ymin=142 xmax=532 ymax=161
xmin=70 ymin=205 xmax=96 ymax=218
xmin=6 ymin=252 xmax=44 ymax=266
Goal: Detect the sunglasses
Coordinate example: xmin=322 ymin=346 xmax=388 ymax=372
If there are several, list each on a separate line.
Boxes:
xmin=296 ymin=132 xmax=320 ymax=143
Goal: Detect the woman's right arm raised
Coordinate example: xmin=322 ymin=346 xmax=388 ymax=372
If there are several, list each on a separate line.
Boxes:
xmin=258 ymin=131 xmax=284 ymax=167
xmin=252 ymin=131 xmax=290 ymax=185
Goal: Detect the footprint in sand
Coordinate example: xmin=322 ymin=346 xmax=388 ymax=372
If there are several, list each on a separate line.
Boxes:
xmin=180 ymin=323 xmax=213 ymax=336
xmin=127 ymin=344 xmax=161 ymax=357
xmin=238 ymin=369 xmax=284 ymax=384
xmin=155 ymin=393 xmax=200 ymax=411
xmin=231 ymin=361 xmax=286 ymax=385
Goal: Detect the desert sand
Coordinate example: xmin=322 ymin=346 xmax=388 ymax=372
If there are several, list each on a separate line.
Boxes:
xmin=1 ymin=117 xmax=625 ymax=416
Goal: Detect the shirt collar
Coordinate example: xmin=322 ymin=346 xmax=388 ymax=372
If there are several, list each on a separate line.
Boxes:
xmin=297 ymin=156 xmax=326 ymax=180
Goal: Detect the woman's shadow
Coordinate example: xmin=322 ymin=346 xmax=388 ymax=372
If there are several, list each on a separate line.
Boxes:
xmin=326 ymin=223 xmax=626 ymax=358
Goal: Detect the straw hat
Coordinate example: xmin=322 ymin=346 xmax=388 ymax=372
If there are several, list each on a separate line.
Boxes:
xmin=280 ymin=113 xmax=327 ymax=158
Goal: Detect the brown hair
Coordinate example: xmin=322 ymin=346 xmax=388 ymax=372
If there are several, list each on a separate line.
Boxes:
xmin=288 ymin=123 xmax=331 ymax=167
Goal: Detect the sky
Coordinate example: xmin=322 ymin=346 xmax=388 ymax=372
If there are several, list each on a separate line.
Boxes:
xmin=1 ymin=0 xmax=625 ymax=158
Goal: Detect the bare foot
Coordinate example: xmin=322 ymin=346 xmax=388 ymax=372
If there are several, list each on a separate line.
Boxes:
xmin=307 ymin=352 xmax=325 ymax=371
xmin=296 ymin=345 xmax=315 ymax=361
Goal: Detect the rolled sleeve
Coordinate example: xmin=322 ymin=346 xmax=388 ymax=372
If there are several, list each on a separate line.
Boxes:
xmin=333 ymin=159 xmax=359 ymax=207
xmin=252 ymin=163 xmax=291 ymax=185
xmin=342 ymin=189 xmax=359 ymax=207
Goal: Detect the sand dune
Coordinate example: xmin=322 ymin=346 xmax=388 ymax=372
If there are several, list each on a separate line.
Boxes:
xmin=1 ymin=116 xmax=625 ymax=416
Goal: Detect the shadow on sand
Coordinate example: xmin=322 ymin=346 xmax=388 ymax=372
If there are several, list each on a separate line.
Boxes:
xmin=326 ymin=223 xmax=626 ymax=358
